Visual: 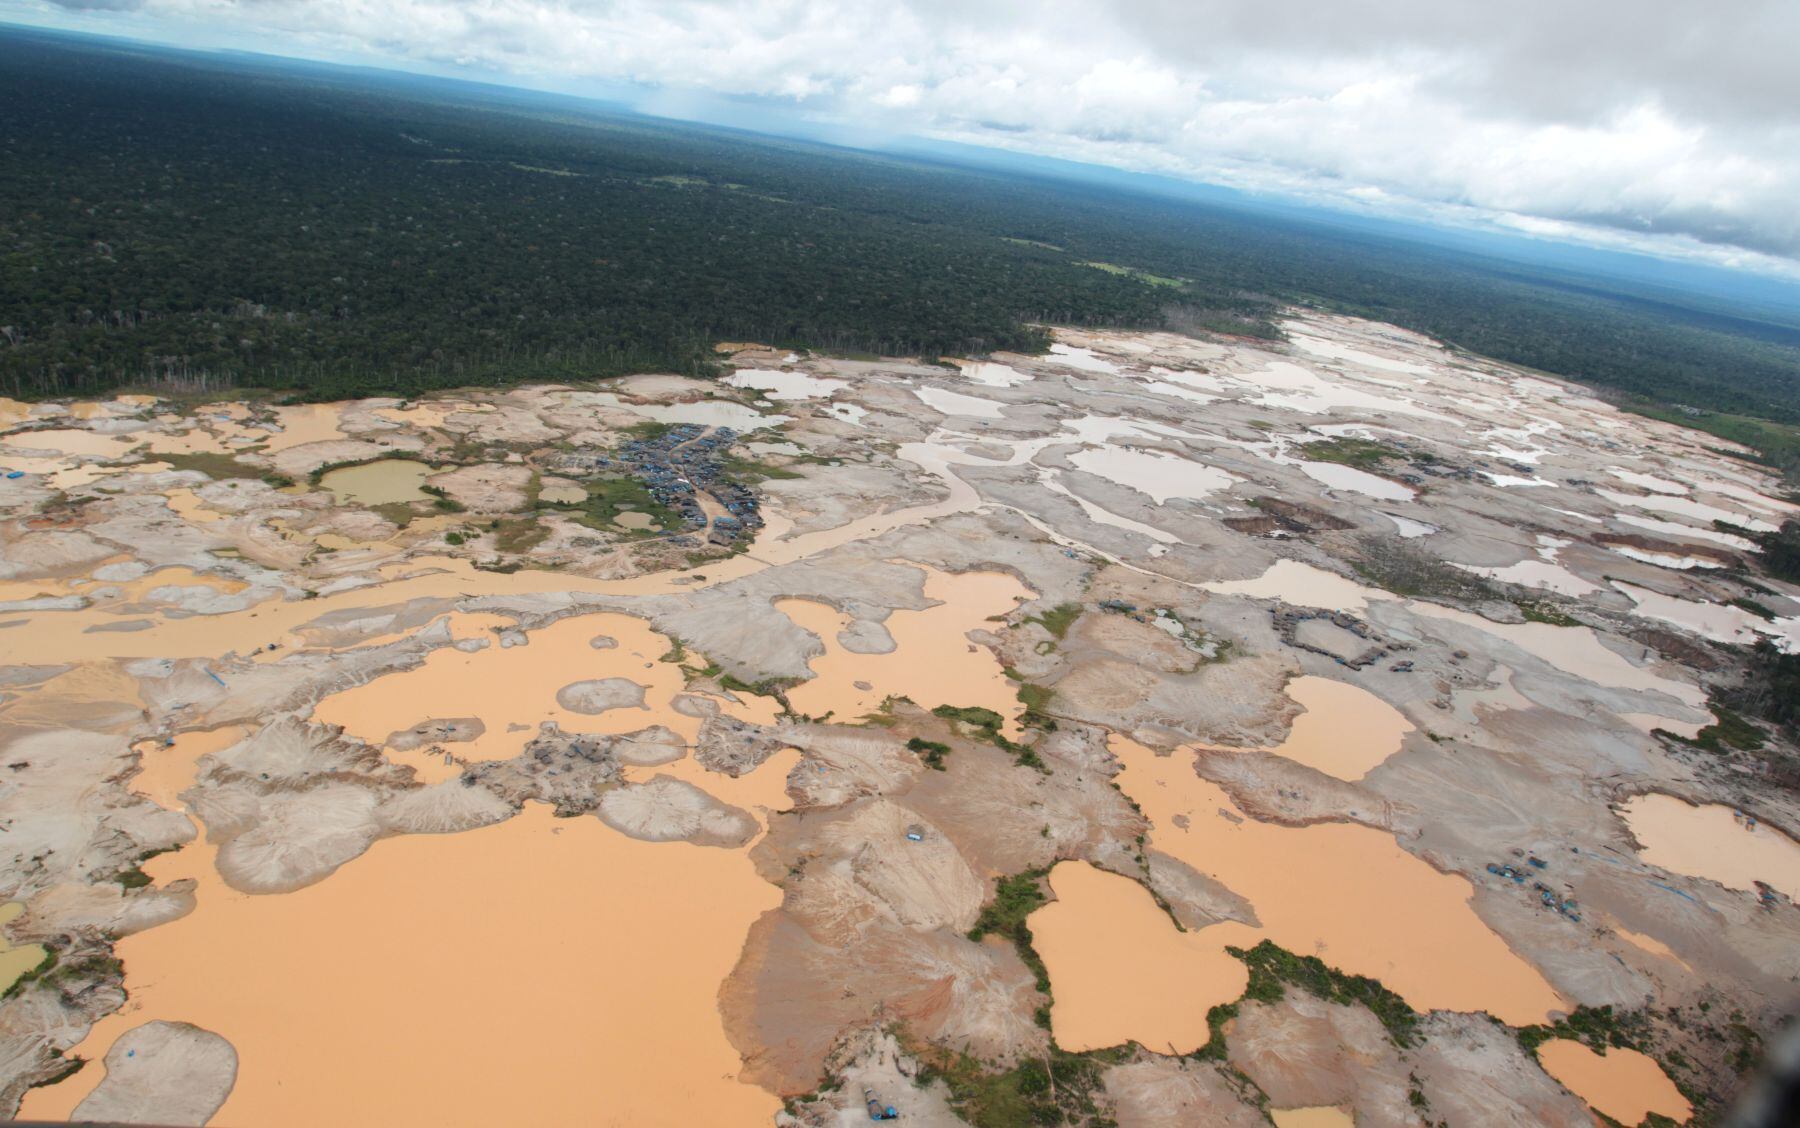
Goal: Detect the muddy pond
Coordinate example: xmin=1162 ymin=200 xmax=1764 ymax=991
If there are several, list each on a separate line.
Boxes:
xmin=1106 ymin=736 xmax=1565 ymax=1027
xmin=1028 ymin=861 xmax=1253 ymax=1053
xmin=19 ymin=802 xmax=785 ymax=1127
xmin=1621 ymin=793 xmax=1800 ymax=898
xmin=778 ymin=566 xmax=1032 ymax=733
xmin=1269 ymin=1108 xmax=1355 ymax=1128
xmin=317 ymin=459 xmax=431 ymax=507
xmin=1535 ymin=1040 xmax=1690 ymax=1125
xmin=1212 ymin=676 xmax=1412 ymax=781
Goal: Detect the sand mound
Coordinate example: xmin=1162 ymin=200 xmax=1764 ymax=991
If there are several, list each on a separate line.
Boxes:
xmin=385 ymin=717 xmax=486 ymax=752
xmin=597 ymin=776 xmax=757 ymax=848
xmin=613 ymin=725 xmax=688 ymax=766
xmin=71 ymin=1021 xmax=237 ymax=1127
xmin=195 ymin=784 xmax=383 ymax=894
xmin=555 ymin=677 xmax=648 ymax=715
xmin=377 ymin=780 xmax=515 ymax=835
xmin=425 ymin=463 xmax=532 ymax=514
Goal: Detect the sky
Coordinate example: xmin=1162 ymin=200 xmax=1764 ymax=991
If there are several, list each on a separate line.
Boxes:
xmin=10 ymin=0 xmax=1800 ymax=279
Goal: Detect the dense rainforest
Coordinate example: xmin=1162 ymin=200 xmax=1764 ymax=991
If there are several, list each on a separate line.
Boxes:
xmin=3 ymin=27 xmax=1799 ymax=473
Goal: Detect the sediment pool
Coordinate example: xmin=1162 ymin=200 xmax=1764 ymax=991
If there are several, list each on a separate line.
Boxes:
xmin=1621 ymin=793 xmax=1800 ymax=898
xmin=252 ymin=403 xmax=350 ymax=453
xmin=1067 ymin=446 xmax=1236 ymax=504
xmin=1270 ymin=1107 xmax=1355 ymax=1128
xmin=131 ymin=725 xmax=256 ymax=814
xmin=1535 ymin=1040 xmax=1689 ymax=1125
xmin=1298 ymin=461 xmax=1415 ymax=501
xmin=778 ymin=565 xmax=1032 ymax=732
xmin=1110 ymin=736 xmax=1564 ymax=1026
xmin=1028 ymin=861 xmax=1252 ymax=1053
xmin=0 ymin=903 xmax=47 ymax=996
xmin=312 ymin=612 xmax=699 ymax=772
xmin=1213 ymin=676 xmax=1411 ymax=781
xmin=317 ymin=459 xmax=431 ymax=507
xmin=19 ymin=801 xmax=784 ymax=1127
xmin=1201 ymin=559 xmax=1384 ymax=613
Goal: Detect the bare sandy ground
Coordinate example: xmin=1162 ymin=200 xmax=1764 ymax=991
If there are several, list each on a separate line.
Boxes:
xmin=3 ymin=309 xmax=1798 ymax=1125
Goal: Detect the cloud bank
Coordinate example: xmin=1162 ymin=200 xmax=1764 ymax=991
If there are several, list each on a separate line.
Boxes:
xmin=20 ymin=0 xmax=1800 ymax=273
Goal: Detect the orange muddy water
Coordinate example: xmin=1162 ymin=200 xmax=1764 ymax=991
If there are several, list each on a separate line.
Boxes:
xmin=1270 ymin=1108 xmax=1355 ymax=1128
xmin=1216 ymin=676 xmax=1412 ymax=781
xmin=312 ymin=612 xmax=693 ymax=776
xmin=19 ymin=803 xmax=784 ymax=1127
xmin=0 ymin=903 xmax=48 ymax=995
xmin=137 ymin=425 xmax=237 ymax=457
xmin=779 ymin=565 xmax=1032 ymax=731
xmin=1110 ymin=736 xmax=1564 ymax=1026
xmin=317 ymin=458 xmax=431 ymax=506
xmin=1028 ymin=861 xmax=1252 ymax=1053
xmin=251 ymin=403 xmax=349 ymax=452
xmin=130 ymin=725 xmax=256 ymax=814
xmin=0 ymin=427 xmax=137 ymax=459
xmin=1536 ymin=1040 xmax=1690 ymax=1125
xmin=1620 ymin=793 xmax=1800 ymax=898
xmin=72 ymin=566 xmax=249 ymax=611
xmin=164 ymin=488 xmax=223 ymax=523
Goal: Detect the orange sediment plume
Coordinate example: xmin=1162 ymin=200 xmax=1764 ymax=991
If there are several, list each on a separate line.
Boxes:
xmin=1536 ymin=1040 xmax=1690 ymax=1125
xmin=1110 ymin=735 xmax=1565 ymax=1026
xmin=779 ymin=565 xmax=1032 ymax=732
xmin=1029 ymin=861 xmax=1253 ymax=1052
xmin=20 ymin=801 xmax=786 ymax=1127
xmin=1621 ymin=793 xmax=1800 ymax=899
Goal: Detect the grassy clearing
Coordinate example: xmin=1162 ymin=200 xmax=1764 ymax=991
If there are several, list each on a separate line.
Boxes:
xmin=716 ymin=453 xmax=804 ymax=482
xmin=1015 ymin=682 xmax=1058 ymax=732
xmin=152 ymin=451 xmax=282 ymax=483
xmin=564 ymin=476 xmax=679 ymax=533
xmin=1662 ymin=705 xmax=1766 ymax=754
xmin=493 ymin=517 xmax=548 ymax=554
xmin=1000 ymin=236 xmax=1065 ymax=251
xmin=1024 ymin=602 xmax=1082 ymax=640
xmin=1629 ymin=406 xmax=1800 ymax=483
xmin=368 ymin=501 xmax=417 ymax=527
xmin=1297 ymin=437 xmax=1404 ymax=469
xmin=1518 ymin=601 xmax=1580 ymax=626
xmin=113 ymin=866 xmax=152 ymax=890
xmin=1081 ymin=260 xmax=1185 ymax=288
xmin=622 ymin=421 xmax=678 ymax=441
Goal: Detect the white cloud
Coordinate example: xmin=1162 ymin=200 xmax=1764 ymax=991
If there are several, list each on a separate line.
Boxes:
xmin=17 ymin=0 xmax=1800 ymax=272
